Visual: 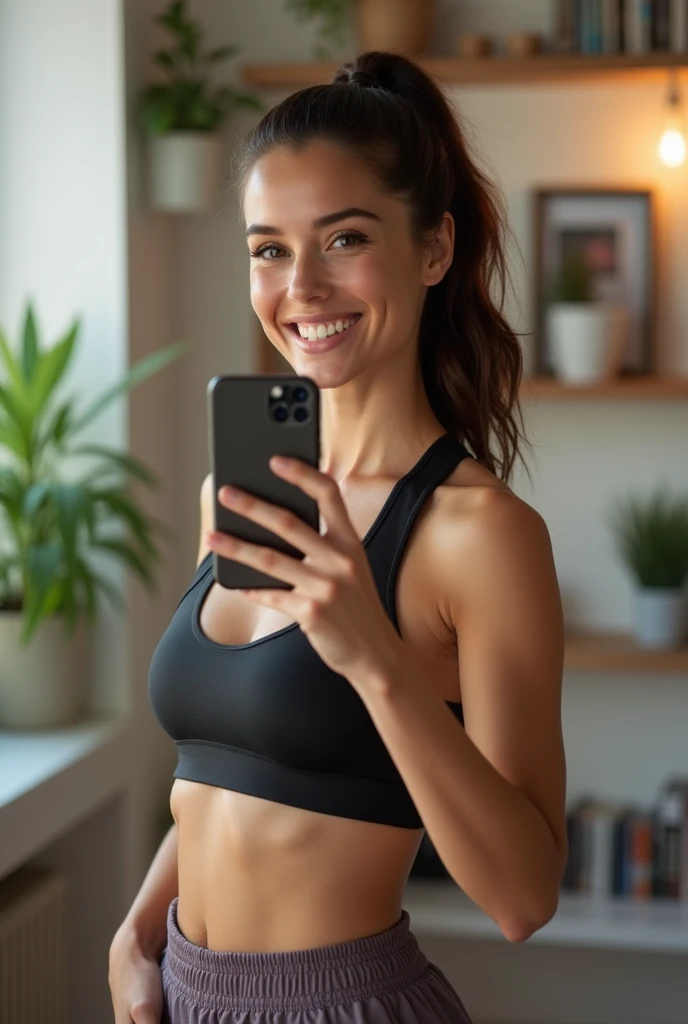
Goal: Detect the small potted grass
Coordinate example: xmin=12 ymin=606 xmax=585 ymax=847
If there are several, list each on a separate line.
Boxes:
xmin=605 ymin=485 xmax=688 ymax=648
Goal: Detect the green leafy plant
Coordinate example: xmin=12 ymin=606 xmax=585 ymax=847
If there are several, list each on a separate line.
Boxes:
xmin=0 ymin=301 xmax=187 ymax=645
xmin=605 ymin=486 xmax=688 ymax=588
xmin=283 ymin=0 xmax=352 ymax=57
xmin=140 ymin=0 xmax=262 ymax=136
xmin=548 ymin=250 xmax=595 ymax=304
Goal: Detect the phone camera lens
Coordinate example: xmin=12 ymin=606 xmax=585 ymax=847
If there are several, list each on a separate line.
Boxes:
xmin=293 ymin=405 xmax=309 ymax=422
xmin=292 ymin=386 xmax=308 ymax=402
xmin=273 ymin=404 xmax=288 ymax=422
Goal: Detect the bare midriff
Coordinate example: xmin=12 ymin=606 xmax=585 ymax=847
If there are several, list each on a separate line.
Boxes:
xmin=171 ymin=780 xmax=425 ymax=952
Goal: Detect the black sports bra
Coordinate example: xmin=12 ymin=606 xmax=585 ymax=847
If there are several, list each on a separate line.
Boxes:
xmin=148 ymin=433 xmax=474 ymax=829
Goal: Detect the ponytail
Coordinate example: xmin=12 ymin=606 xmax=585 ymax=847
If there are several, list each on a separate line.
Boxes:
xmin=238 ymin=51 xmax=532 ymax=484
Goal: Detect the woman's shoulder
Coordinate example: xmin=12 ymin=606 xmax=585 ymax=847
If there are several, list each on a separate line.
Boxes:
xmin=429 ymin=456 xmax=545 ymax=564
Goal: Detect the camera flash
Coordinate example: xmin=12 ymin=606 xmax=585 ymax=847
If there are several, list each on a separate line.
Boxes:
xmin=270 ymin=385 xmax=284 ymax=399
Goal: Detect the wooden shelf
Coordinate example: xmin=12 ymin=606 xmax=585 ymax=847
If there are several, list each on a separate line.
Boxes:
xmin=404 ymin=878 xmax=688 ymax=952
xmin=564 ymin=630 xmax=688 ymax=672
xmin=520 ymin=373 xmax=688 ymax=399
xmin=242 ymin=54 xmax=688 ymax=91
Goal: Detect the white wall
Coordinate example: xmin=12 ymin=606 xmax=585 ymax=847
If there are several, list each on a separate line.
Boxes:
xmin=0 ymin=0 xmax=130 ymax=722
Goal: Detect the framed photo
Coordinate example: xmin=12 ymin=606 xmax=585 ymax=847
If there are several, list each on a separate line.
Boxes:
xmin=532 ymin=188 xmax=655 ymax=376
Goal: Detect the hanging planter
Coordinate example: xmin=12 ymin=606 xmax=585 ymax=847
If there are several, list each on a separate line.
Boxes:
xmin=141 ymin=0 xmax=261 ymax=214
xmin=148 ymin=131 xmax=222 ymax=212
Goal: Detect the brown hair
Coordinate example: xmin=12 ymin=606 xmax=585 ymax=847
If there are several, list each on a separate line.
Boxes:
xmin=238 ymin=51 xmax=532 ymax=483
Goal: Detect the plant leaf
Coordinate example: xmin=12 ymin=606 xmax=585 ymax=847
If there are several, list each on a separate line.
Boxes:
xmin=30 ymin=320 xmax=80 ymax=416
xmin=69 ymin=342 xmax=186 ymax=436
xmin=90 ymin=537 xmax=156 ymax=588
xmin=21 ymin=303 xmax=40 ymax=383
xmin=69 ymin=444 xmax=161 ymax=487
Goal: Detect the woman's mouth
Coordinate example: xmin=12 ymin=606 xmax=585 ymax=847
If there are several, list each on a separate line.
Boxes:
xmin=286 ymin=314 xmax=362 ymax=352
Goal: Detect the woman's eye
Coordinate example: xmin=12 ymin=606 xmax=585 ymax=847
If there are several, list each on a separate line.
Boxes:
xmin=250 ymin=245 xmax=284 ymax=260
xmin=331 ymin=231 xmax=365 ymax=249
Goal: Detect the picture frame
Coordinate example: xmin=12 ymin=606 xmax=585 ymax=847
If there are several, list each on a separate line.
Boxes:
xmin=532 ymin=187 xmax=656 ymax=376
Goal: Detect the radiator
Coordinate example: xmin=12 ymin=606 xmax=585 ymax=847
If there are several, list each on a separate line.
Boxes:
xmin=0 ymin=865 xmax=68 ymax=1024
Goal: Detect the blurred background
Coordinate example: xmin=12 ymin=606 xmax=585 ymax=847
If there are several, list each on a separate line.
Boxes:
xmin=1 ymin=1 xmax=688 ymax=1021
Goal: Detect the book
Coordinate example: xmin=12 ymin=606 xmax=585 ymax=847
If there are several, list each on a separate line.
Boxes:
xmin=651 ymin=0 xmax=672 ymax=47
xmin=670 ymin=0 xmax=688 ymax=50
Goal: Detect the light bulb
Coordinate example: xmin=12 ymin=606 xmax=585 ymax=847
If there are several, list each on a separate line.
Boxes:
xmin=658 ymin=72 xmax=687 ymax=169
xmin=658 ymin=126 xmax=686 ymax=167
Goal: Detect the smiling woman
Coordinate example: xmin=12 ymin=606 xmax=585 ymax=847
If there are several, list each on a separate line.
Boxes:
xmin=116 ymin=48 xmax=567 ymax=1024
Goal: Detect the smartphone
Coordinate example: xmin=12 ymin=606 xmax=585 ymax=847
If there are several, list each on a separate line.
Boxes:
xmin=207 ymin=374 xmax=321 ymax=589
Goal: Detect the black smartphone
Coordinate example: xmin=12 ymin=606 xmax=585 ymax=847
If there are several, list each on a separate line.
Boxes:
xmin=207 ymin=374 xmax=321 ymax=589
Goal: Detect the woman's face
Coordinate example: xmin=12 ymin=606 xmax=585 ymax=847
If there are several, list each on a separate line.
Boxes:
xmin=242 ymin=139 xmax=452 ymax=389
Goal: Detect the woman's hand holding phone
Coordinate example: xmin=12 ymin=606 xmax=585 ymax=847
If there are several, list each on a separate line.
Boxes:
xmin=205 ymin=455 xmax=404 ymax=690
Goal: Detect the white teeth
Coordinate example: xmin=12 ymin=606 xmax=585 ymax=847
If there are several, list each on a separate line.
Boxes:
xmin=294 ymin=316 xmax=358 ymax=339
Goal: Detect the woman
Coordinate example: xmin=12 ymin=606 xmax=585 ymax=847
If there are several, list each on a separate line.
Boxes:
xmin=109 ymin=50 xmax=567 ymax=1024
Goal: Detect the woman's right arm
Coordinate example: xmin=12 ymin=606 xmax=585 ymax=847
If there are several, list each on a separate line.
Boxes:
xmin=109 ymin=822 xmax=179 ymax=961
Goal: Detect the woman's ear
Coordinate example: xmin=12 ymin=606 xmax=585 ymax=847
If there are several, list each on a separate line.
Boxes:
xmin=422 ymin=212 xmax=454 ymax=287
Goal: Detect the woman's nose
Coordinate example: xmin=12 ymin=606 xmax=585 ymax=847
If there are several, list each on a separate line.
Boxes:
xmin=287 ymin=256 xmax=332 ymax=305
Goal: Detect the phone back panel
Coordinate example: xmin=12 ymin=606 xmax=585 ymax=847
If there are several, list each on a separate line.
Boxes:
xmin=207 ymin=375 xmax=320 ymax=589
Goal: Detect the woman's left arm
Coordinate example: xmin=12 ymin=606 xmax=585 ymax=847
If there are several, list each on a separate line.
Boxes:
xmin=349 ymin=489 xmax=568 ymax=944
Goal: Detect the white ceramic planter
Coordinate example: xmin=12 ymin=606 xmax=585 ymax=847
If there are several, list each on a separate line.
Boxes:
xmin=633 ymin=587 xmax=687 ymax=649
xmin=0 ymin=610 xmax=90 ymax=728
xmin=546 ymin=302 xmax=628 ymax=384
xmin=148 ymin=131 xmax=222 ymax=213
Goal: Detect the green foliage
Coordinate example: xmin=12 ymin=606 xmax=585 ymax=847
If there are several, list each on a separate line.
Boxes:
xmin=140 ymin=0 xmax=262 ymax=136
xmin=548 ymin=250 xmax=595 ymax=303
xmin=0 ymin=301 xmax=187 ymax=645
xmin=605 ymin=486 xmax=688 ymax=588
xmin=283 ymin=0 xmax=352 ymax=58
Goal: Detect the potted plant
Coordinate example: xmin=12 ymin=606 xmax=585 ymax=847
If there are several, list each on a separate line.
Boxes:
xmin=605 ymin=486 xmax=688 ymax=649
xmin=141 ymin=0 xmax=261 ymax=212
xmin=545 ymin=250 xmax=628 ymax=385
xmin=284 ymin=0 xmax=436 ymax=57
xmin=0 ymin=302 xmax=186 ymax=728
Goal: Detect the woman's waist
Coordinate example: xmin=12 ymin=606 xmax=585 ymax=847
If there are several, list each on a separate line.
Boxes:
xmin=171 ymin=779 xmax=422 ymax=952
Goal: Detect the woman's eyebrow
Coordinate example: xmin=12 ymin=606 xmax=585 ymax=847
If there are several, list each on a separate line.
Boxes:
xmin=245 ymin=207 xmax=382 ymax=236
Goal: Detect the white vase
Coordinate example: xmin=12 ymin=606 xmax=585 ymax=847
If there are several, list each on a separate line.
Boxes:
xmin=147 ymin=131 xmax=222 ymax=213
xmin=633 ymin=587 xmax=687 ymax=649
xmin=0 ymin=610 xmax=90 ymax=728
xmin=546 ymin=302 xmax=628 ymax=384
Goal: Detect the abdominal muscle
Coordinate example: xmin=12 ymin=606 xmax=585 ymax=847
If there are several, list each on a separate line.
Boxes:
xmin=170 ymin=780 xmax=424 ymax=952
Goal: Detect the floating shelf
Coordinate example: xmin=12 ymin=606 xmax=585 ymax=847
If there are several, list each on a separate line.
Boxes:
xmin=242 ymin=54 xmax=688 ymax=91
xmin=565 ymin=630 xmax=688 ymax=672
xmin=403 ymin=878 xmax=688 ymax=952
xmin=520 ymin=373 xmax=688 ymax=399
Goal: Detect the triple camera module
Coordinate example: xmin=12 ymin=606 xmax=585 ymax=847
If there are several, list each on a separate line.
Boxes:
xmin=268 ymin=382 xmax=312 ymax=425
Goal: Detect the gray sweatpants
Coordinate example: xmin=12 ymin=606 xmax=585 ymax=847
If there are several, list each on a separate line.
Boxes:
xmin=160 ymin=896 xmax=473 ymax=1023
